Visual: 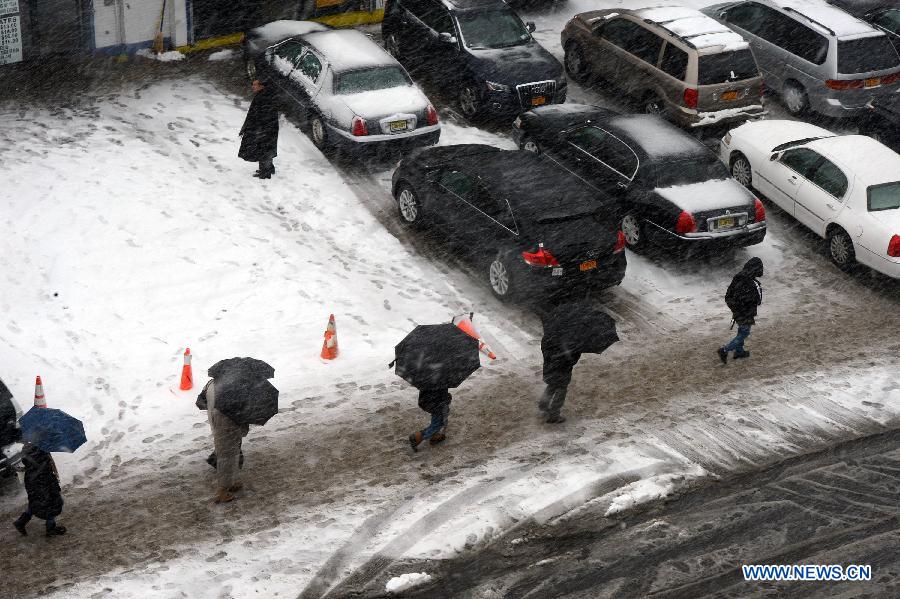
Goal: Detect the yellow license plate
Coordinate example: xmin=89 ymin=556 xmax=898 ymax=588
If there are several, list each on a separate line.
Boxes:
xmin=865 ymin=77 xmax=880 ymax=88
xmin=531 ymin=96 xmax=547 ymax=106
xmin=579 ymin=260 xmax=597 ymax=272
xmin=716 ymin=217 xmax=735 ymax=229
xmin=389 ymin=120 xmax=408 ymax=132
xmin=721 ymin=90 xmax=740 ymax=101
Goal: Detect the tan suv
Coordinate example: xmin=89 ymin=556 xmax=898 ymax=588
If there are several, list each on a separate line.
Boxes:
xmin=562 ymin=5 xmax=767 ymax=129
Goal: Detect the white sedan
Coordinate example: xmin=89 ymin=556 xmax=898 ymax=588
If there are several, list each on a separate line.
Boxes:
xmin=719 ymin=120 xmax=900 ymax=278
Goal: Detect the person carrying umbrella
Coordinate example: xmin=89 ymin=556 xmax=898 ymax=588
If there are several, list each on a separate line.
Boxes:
xmin=539 ymin=303 xmax=619 ymax=424
xmin=410 ymin=388 xmax=452 ymax=452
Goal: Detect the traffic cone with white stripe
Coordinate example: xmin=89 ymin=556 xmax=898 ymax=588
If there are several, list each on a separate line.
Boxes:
xmin=33 ymin=376 xmax=47 ymax=408
xmin=179 ymin=348 xmax=193 ymax=390
xmin=320 ymin=314 xmax=339 ymax=360
xmin=452 ymin=313 xmax=497 ymax=360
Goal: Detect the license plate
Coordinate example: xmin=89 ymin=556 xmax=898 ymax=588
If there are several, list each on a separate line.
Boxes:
xmin=715 ymin=217 xmax=735 ymax=229
xmin=389 ymin=120 xmax=408 ymax=132
xmin=865 ymin=77 xmax=880 ymax=88
xmin=531 ymin=96 xmax=547 ymax=106
xmin=579 ymin=260 xmax=597 ymax=272
xmin=552 ymin=267 xmax=563 ymax=277
xmin=721 ymin=90 xmax=740 ymax=101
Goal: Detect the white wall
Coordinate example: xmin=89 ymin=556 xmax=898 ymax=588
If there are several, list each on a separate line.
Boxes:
xmin=92 ymin=0 xmax=188 ymax=51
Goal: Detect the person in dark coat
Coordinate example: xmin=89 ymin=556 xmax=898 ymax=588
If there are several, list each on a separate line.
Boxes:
xmin=718 ymin=257 xmax=764 ymax=364
xmin=538 ymin=335 xmax=582 ymax=424
xmin=238 ymin=78 xmax=279 ymax=180
xmin=409 ymin=389 xmax=451 ymax=452
xmin=13 ymin=443 xmax=66 ymax=536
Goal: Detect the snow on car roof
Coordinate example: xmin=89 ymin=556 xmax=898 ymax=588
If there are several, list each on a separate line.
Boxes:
xmin=773 ymin=0 xmax=880 ymax=37
xmin=808 ymin=135 xmax=900 ymax=184
xmin=303 ymin=30 xmax=396 ymax=72
xmin=604 ymin=115 xmax=708 ymax=161
xmin=249 ymin=20 xmax=328 ymax=42
xmin=635 ymin=6 xmax=749 ymax=50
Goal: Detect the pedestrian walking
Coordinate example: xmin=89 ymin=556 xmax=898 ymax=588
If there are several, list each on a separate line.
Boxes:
xmin=204 ymin=380 xmax=249 ymax=503
xmin=238 ymin=78 xmax=279 ymax=179
xmin=409 ymin=389 xmax=451 ymax=452
xmin=719 ymin=257 xmax=764 ymax=364
xmin=13 ymin=443 xmax=66 ymax=537
xmin=538 ymin=337 xmax=581 ymax=424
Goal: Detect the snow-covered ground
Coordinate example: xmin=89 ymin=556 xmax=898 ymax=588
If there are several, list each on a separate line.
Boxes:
xmin=0 ymin=1 xmax=898 ymax=597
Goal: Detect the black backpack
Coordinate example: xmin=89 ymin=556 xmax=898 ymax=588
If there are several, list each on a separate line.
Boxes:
xmin=724 ymin=277 xmax=742 ymax=314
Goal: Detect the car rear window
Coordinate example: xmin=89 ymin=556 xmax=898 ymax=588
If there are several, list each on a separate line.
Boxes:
xmin=335 ymin=66 xmax=412 ymax=94
xmin=838 ymin=36 xmax=900 ymax=74
xmin=652 ymin=157 xmax=730 ymax=188
xmin=868 ymin=182 xmax=900 ymax=211
xmin=697 ymin=49 xmax=758 ymax=85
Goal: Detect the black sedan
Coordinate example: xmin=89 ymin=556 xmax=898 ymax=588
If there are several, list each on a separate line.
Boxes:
xmin=512 ymin=105 xmax=766 ymax=253
xmin=861 ymin=94 xmax=900 ymax=151
xmin=391 ymin=145 xmax=626 ymax=301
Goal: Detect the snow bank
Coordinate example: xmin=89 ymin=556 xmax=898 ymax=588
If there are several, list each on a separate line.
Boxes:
xmin=385 ymin=572 xmax=432 ymax=593
xmin=135 ymin=49 xmax=185 ymax=62
xmin=208 ymin=49 xmax=236 ymax=62
xmin=604 ymin=474 xmax=682 ymax=516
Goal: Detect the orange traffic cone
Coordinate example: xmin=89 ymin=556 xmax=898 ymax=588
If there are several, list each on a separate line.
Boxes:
xmin=180 ymin=348 xmax=193 ymax=390
xmin=452 ymin=313 xmax=497 ymax=360
xmin=320 ymin=314 xmax=339 ymax=360
xmin=33 ymin=376 xmax=47 ymax=408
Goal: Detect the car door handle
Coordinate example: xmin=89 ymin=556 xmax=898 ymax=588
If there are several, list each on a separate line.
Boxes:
xmin=616 ymin=182 xmax=628 ymax=189
xmin=787 ymin=176 xmax=798 ymax=185
xmin=826 ymin=203 xmax=836 ymax=210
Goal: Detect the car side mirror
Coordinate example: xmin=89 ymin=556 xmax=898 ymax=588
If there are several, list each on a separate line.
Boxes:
xmin=439 ymin=32 xmax=457 ymax=44
xmin=526 ymin=21 xmax=536 ymax=33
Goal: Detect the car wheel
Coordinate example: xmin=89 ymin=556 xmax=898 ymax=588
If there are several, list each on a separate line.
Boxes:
xmin=384 ymin=34 xmax=402 ymax=61
xmin=459 ymin=84 xmax=481 ymax=118
xmin=309 ymin=113 xmax=331 ymax=153
xmin=782 ymin=82 xmax=808 ymax=116
xmin=488 ymin=254 xmax=517 ymax=302
xmin=828 ymin=228 xmax=856 ymax=271
xmin=731 ymin=153 xmax=753 ymax=188
xmin=564 ymin=42 xmax=589 ymax=83
xmin=643 ymin=94 xmax=665 ymax=116
xmin=621 ymin=213 xmax=646 ymax=253
xmin=395 ymin=183 xmax=425 ymax=228
xmin=245 ymin=57 xmax=257 ymax=82
xmin=521 ymin=136 xmax=541 ymax=155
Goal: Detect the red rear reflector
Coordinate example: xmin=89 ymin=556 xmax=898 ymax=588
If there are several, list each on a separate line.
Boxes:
xmin=675 ymin=211 xmax=697 ymax=235
xmin=683 ymin=88 xmax=698 ymax=109
xmin=826 ymin=79 xmax=864 ymax=90
xmin=522 ymin=245 xmax=560 ymax=267
xmin=351 ymin=116 xmax=368 ymax=136
xmin=754 ymin=198 xmax=766 ymax=223
xmin=888 ymin=235 xmax=900 ymax=258
xmin=427 ymin=104 xmax=439 ymax=126
xmin=882 ymin=72 xmax=900 ymax=85
xmin=613 ymin=230 xmax=626 ymax=253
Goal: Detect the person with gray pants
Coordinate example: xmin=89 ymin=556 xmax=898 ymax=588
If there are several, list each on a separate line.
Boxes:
xmin=206 ymin=381 xmax=248 ymax=503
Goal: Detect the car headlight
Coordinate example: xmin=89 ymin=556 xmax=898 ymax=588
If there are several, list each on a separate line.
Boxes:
xmin=485 ymin=80 xmax=511 ymax=93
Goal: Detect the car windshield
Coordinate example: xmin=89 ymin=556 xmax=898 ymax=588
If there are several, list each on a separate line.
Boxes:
xmin=652 ymin=158 xmax=730 ymax=188
xmin=838 ymin=36 xmax=900 ymax=74
xmin=867 ymin=182 xmax=900 ymax=211
xmin=697 ymin=49 xmax=758 ymax=85
xmin=334 ymin=66 xmax=411 ymax=94
xmin=455 ymin=10 xmax=530 ymax=49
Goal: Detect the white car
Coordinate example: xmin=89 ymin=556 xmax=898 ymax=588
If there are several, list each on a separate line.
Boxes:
xmin=720 ymin=120 xmax=900 ymax=278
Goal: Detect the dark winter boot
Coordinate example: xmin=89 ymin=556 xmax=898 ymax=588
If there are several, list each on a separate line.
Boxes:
xmin=45 ymin=522 xmax=67 ymax=537
xmin=409 ymin=432 xmax=423 ymax=453
xmin=733 ymin=350 xmax=751 ymax=359
xmin=429 ymin=432 xmax=447 ymax=446
xmin=13 ymin=513 xmax=30 ymax=536
xmin=717 ymin=347 xmax=729 ymax=365
xmin=546 ymin=414 xmax=566 ymax=424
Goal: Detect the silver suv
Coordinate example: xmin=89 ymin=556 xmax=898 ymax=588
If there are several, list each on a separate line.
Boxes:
xmin=704 ymin=0 xmax=900 ymax=117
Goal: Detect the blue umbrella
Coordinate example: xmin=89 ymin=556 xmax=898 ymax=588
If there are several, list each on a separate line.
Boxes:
xmin=19 ymin=407 xmax=86 ymax=453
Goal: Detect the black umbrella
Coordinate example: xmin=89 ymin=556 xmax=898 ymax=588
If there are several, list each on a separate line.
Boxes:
xmin=393 ymin=324 xmax=481 ymax=389
xmin=542 ymin=302 xmax=619 ymax=355
xmin=209 ymin=357 xmax=278 ymax=426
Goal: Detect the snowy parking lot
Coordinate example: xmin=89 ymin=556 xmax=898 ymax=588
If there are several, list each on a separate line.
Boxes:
xmin=1 ymin=1 xmax=899 ymax=597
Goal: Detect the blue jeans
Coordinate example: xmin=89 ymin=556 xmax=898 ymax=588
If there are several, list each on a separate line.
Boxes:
xmin=723 ymin=324 xmax=751 ymax=353
xmin=421 ymin=404 xmax=449 ymax=440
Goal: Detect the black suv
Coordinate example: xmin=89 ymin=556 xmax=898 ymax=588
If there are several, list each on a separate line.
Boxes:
xmin=0 ymin=378 xmax=22 ymax=479
xmin=382 ymin=0 xmax=566 ymax=119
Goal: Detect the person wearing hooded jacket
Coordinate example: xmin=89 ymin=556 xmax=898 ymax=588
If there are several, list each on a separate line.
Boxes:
xmin=13 ymin=443 xmax=66 ymax=537
xmin=238 ymin=78 xmax=279 ymax=179
xmin=719 ymin=257 xmax=764 ymax=364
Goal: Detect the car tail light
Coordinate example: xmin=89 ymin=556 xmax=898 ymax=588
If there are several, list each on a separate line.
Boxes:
xmin=351 ymin=116 xmax=368 ymax=136
xmin=759 ymin=81 xmax=765 ymax=96
xmin=683 ymin=88 xmax=698 ymax=109
xmin=888 ymin=235 xmax=900 ymax=257
xmin=826 ymin=79 xmax=864 ymax=90
xmin=613 ymin=230 xmax=626 ymax=253
xmin=522 ymin=244 xmax=559 ymax=267
xmin=882 ymin=72 xmax=900 ymax=85
xmin=426 ymin=104 xmax=439 ymax=126
xmin=754 ymin=198 xmax=766 ymax=223
xmin=675 ymin=211 xmax=697 ymax=235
